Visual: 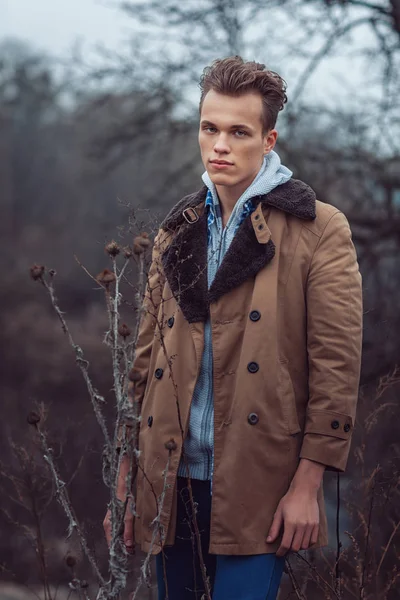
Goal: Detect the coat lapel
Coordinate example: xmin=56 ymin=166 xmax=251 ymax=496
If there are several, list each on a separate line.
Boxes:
xmin=161 ymin=179 xmax=316 ymax=323
xmin=208 ymin=215 xmax=275 ymax=305
xmin=161 ymin=207 xmax=209 ymax=323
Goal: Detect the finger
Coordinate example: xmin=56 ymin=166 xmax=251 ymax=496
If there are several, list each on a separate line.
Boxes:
xmin=267 ymin=507 xmax=283 ymax=543
xmin=291 ymin=526 xmax=306 ymax=552
xmin=124 ymin=516 xmax=135 ymax=554
xmin=276 ymin=523 xmax=295 ymax=557
xmin=301 ymin=526 xmax=313 ymax=550
xmin=310 ymin=523 xmax=319 ymax=546
xmin=103 ymin=513 xmax=112 ymax=547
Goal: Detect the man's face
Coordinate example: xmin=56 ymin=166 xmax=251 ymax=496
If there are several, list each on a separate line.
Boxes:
xmin=198 ymin=90 xmax=277 ymax=196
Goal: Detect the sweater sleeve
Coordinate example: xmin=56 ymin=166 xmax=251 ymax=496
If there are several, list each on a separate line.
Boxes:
xmin=299 ymin=211 xmax=363 ymax=472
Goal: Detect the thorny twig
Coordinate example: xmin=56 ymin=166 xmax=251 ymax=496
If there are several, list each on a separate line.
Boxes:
xmin=131 ymin=452 xmax=172 ymax=600
xmin=360 ymin=467 xmax=378 ymax=599
xmin=285 ymin=557 xmax=306 ymax=600
xmin=39 ymin=274 xmax=110 ymax=447
xmin=335 ymin=472 xmax=342 ymax=597
xmin=33 ymin=421 xmax=105 ymax=587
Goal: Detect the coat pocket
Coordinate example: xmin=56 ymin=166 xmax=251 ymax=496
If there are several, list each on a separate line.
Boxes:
xmin=277 ymin=358 xmax=301 ymax=435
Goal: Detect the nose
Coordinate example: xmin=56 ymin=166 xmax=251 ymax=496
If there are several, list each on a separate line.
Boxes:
xmin=213 ymin=133 xmax=230 ymax=155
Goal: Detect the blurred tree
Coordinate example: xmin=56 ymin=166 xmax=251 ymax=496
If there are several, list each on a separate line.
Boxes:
xmin=0 ymin=41 xmax=62 ymax=237
xmin=118 ymin=0 xmax=400 ymax=144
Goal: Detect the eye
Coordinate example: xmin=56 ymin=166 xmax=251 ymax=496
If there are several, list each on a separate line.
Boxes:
xmin=203 ymin=126 xmax=217 ymax=133
xmin=234 ymin=130 xmax=248 ymax=137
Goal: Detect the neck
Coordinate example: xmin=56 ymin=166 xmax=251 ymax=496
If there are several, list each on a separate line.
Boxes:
xmin=215 ymin=169 xmax=260 ymax=226
xmin=215 ymin=184 xmax=244 ymax=225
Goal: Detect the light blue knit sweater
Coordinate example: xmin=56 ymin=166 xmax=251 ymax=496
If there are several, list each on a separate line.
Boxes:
xmin=177 ymin=151 xmax=292 ymax=480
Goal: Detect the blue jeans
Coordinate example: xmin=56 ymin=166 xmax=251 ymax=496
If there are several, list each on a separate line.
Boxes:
xmin=156 ymin=477 xmax=284 ymax=599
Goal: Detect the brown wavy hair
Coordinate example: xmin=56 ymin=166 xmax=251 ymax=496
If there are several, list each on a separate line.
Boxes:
xmin=199 ymin=56 xmax=287 ymax=133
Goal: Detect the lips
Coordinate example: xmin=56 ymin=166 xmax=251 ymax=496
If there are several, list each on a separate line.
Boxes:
xmin=210 ymin=160 xmax=233 ymax=165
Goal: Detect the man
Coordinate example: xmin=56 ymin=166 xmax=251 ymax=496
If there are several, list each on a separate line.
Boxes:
xmin=104 ymin=57 xmax=363 ymax=599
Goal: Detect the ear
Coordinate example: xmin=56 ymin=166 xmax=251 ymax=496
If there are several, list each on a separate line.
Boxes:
xmin=263 ymin=129 xmax=278 ymax=155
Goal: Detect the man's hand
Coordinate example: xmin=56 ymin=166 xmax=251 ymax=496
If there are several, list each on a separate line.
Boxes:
xmin=103 ymin=452 xmax=136 ymax=555
xmin=103 ymin=500 xmax=135 ymax=555
xmin=266 ymin=458 xmax=325 ymax=556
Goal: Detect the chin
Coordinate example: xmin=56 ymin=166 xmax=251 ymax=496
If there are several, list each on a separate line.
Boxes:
xmin=208 ymin=172 xmax=235 ymax=187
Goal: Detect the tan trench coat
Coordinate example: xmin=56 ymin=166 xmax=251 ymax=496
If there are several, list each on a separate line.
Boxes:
xmin=123 ymin=178 xmax=363 ymax=556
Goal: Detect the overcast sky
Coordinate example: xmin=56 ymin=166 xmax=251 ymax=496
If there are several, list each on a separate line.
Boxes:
xmin=0 ymin=0 xmax=382 ymax=115
xmin=0 ymin=0 xmax=130 ymax=56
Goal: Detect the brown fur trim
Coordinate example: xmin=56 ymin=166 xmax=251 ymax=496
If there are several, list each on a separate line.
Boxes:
xmin=160 ymin=178 xmax=315 ymax=322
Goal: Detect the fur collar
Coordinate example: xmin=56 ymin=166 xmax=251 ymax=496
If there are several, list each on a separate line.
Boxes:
xmin=160 ymin=179 xmax=316 ymax=323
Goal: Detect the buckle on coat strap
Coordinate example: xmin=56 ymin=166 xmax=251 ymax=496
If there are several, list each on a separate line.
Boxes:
xmin=182 ymin=207 xmax=199 ymax=224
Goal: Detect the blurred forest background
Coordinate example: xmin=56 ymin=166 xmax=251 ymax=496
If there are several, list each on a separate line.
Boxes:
xmin=0 ymin=1 xmax=400 ymax=598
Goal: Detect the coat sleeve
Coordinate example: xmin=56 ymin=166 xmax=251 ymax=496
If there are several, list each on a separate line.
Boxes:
xmin=117 ymin=230 xmax=166 ymax=449
xmin=299 ymin=210 xmax=363 ymax=472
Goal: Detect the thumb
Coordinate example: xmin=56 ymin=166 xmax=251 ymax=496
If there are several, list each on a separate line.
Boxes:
xmin=267 ymin=506 xmax=283 ymax=543
xmin=124 ymin=513 xmax=135 ymax=548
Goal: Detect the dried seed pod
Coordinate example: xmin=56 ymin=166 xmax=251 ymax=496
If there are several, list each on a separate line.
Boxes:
xmin=164 ymin=438 xmax=177 ymax=452
xmin=27 ymin=411 xmax=40 ymax=425
xmin=30 ymin=265 xmax=45 ymax=281
xmin=105 ymin=240 xmax=120 ymax=257
xmin=96 ymin=269 xmax=116 ymax=287
xmin=133 ymin=232 xmax=151 ymax=255
xmin=65 ymin=554 xmax=77 ymax=568
xmin=123 ymin=246 xmax=133 ymax=259
xmin=118 ymin=323 xmax=131 ymax=338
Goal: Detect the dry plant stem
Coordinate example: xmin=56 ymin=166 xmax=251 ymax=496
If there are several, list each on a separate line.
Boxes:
xmin=184 ymin=473 xmax=211 ymax=600
xmin=104 ymin=257 xmax=140 ymax=598
xmin=294 ymin=552 xmax=340 ymax=598
xmin=40 ymin=277 xmax=110 ymax=447
xmin=131 ymin=253 xmax=146 ymax=346
xmin=335 ymin=472 xmax=342 ymax=597
xmin=98 ymin=253 xmax=145 ymax=598
xmin=40 ymin=260 xmax=141 ymax=597
xmin=0 ymin=456 xmax=53 ymax=600
xmin=30 ymin=489 xmax=52 ymax=600
xmin=123 ymin=253 xmax=146 ymax=408
xmin=376 ymin=518 xmax=400 ymax=576
xmin=117 ymin=254 xmax=146 ymax=464
xmin=285 ymin=558 xmax=306 ymax=600
xmin=360 ymin=470 xmax=377 ymax=599
xmin=107 ymin=448 xmax=133 ymax=598
xmin=74 ymin=254 xmax=102 ymax=287
xmin=132 ymin=454 xmax=172 ymax=600
xmin=69 ymin=579 xmax=90 ymax=600
xmin=35 ymin=424 xmax=105 ymax=587
xmin=298 ymin=549 xmax=314 ymax=598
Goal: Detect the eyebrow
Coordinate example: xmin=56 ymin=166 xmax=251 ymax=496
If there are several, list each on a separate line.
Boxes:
xmin=200 ymin=120 xmax=254 ymax=132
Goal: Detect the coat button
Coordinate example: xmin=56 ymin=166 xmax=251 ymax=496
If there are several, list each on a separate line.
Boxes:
xmin=147 ymin=415 xmax=153 ymax=427
xmin=167 ymin=316 xmax=174 ymax=328
xmin=331 ymin=420 xmax=340 ymax=430
xmin=344 ymin=423 xmax=351 ymax=433
xmin=155 ymin=368 xmax=164 ymax=379
xmin=247 ymin=361 xmax=259 ymax=373
xmin=249 ymin=310 xmax=261 ymax=322
xmin=248 ymin=412 xmax=259 ymax=425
